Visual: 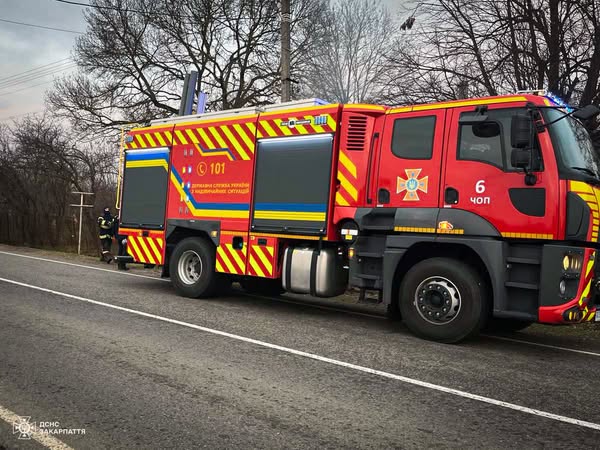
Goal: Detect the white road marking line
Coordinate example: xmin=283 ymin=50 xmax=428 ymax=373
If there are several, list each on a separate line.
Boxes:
xmin=2 ymin=277 xmax=600 ymax=432
xmin=0 ymin=250 xmax=168 ymax=282
xmin=0 ymin=404 xmax=74 ymax=450
xmin=485 ymin=335 xmax=600 ymax=358
xmin=2 ymin=248 xmax=598 ymax=359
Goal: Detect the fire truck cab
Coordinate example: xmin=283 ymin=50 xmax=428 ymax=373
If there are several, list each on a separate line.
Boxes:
xmin=118 ymin=93 xmax=600 ymax=342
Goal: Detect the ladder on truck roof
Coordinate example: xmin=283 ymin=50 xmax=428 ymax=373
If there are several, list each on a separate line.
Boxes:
xmin=150 ymin=98 xmax=329 ymax=125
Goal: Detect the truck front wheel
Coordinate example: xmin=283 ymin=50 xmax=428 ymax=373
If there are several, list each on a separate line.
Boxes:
xmin=399 ymin=258 xmax=487 ymax=343
xmin=170 ymin=237 xmax=219 ymax=298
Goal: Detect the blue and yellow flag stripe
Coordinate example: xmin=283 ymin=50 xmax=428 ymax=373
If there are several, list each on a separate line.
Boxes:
xmin=125 ymin=149 xmax=169 ymax=170
xmin=253 ymin=203 xmax=327 ymax=222
xmin=170 ymin=167 xmax=250 ymax=219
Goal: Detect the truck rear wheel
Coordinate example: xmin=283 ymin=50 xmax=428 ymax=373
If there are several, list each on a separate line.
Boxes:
xmin=399 ymin=258 xmax=487 ymax=343
xmin=170 ymin=237 xmax=219 ymax=298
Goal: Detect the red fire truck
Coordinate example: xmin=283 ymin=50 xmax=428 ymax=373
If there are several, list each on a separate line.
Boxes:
xmin=117 ymin=93 xmax=600 ymax=342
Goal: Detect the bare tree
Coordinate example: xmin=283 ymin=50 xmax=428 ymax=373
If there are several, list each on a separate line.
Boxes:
xmin=301 ymin=0 xmax=397 ymax=103
xmin=0 ymin=115 xmax=117 ymax=252
xmin=383 ymin=0 xmax=600 ymax=108
xmin=47 ymin=0 xmax=327 ymax=134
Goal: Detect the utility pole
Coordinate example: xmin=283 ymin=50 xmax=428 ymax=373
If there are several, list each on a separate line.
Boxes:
xmin=281 ymin=0 xmax=291 ymax=102
xmin=70 ymin=192 xmax=94 ymax=255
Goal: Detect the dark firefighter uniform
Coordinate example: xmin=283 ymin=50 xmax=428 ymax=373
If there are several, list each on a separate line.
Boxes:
xmin=98 ymin=207 xmax=114 ymax=263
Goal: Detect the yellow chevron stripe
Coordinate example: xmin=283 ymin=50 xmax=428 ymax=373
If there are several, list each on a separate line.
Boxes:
xmin=128 ymin=139 xmax=138 ymax=149
xmin=134 ymin=135 xmax=145 ymax=148
xmin=261 ymin=120 xmax=278 ymax=137
xmin=221 ymin=126 xmax=250 ymax=160
xmin=577 ymin=193 xmax=597 ymax=204
xmin=338 ymin=171 xmax=358 ymax=201
xmin=336 ymin=192 xmax=350 ymax=206
xmin=227 ymin=244 xmax=246 ymax=272
xmin=218 ymin=247 xmax=237 ymax=273
xmin=273 ymin=118 xmax=293 ymax=136
xmin=233 ymin=123 xmax=255 ymax=154
xmin=209 ymin=127 xmax=228 ymax=148
xmin=253 ymin=245 xmax=273 ymax=275
xmin=198 ymin=128 xmax=214 ymax=147
xmin=126 ymin=236 xmax=137 ymax=258
xmin=147 ymin=238 xmax=162 ymax=264
xmin=339 ymin=152 xmax=357 ymax=178
xmin=145 ymin=133 xmax=157 ymax=147
xmin=127 ymin=237 xmax=145 ymax=262
xmin=138 ymin=238 xmax=156 ymax=265
xmin=185 ymin=128 xmax=199 ymax=144
xmin=570 ymin=181 xmax=594 ymax=193
xmin=265 ymin=246 xmax=274 ymax=257
xmin=246 ymin=121 xmax=256 ymax=137
xmin=216 ymin=259 xmax=225 ymax=273
xmin=154 ymin=132 xmax=167 ymax=147
xmin=249 ymin=256 xmax=265 ymax=278
xmin=175 ymin=130 xmax=189 ymax=145
xmin=581 ymin=279 xmax=592 ymax=302
xmin=326 ymin=114 xmax=337 ymax=131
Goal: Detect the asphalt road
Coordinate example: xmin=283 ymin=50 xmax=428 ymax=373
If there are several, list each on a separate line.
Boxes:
xmin=0 ymin=244 xmax=599 ymax=449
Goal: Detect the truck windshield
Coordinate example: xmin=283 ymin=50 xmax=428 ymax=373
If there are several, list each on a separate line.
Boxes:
xmin=545 ymin=109 xmax=600 ymax=179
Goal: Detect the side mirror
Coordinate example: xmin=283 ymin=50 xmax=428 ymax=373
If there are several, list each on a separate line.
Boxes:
xmin=573 ymin=105 xmax=600 ymax=121
xmin=511 ymin=114 xmax=532 ymax=149
xmin=511 ymin=148 xmax=530 ymax=169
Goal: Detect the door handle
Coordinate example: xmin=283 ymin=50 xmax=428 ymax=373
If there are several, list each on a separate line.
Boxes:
xmin=445 ymin=187 xmax=459 ymax=205
xmin=378 ymin=188 xmax=390 ymax=204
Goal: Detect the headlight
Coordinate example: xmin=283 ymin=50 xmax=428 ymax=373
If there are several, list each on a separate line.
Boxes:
xmin=562 ymin=254 xmax=583 ymax=272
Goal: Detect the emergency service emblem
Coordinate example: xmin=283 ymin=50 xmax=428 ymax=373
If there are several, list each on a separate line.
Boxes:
xmin=397 ymin=169 xmax=428 ymax=201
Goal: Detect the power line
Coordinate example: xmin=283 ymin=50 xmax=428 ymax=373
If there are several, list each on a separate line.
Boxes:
xmin=54 ymin=0 xmax=277 ymax=21
xmin=0 ymin=58 xmax=72 ymax=84
xmin=0 ymin=80 xmax=56 ymax=98
xmin=0 ymin=17 xmax=84 ymax=34
xmin=0 ymin=62 xmax=77 ymax=90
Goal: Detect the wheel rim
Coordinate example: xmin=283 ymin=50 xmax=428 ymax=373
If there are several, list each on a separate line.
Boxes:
xmin=178 ymin=250 xmax=202 ymax=285
xmin=414 ymin=276 xmax=461 ymax=325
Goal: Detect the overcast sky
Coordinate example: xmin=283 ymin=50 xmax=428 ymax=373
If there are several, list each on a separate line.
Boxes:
xmin=0 ymin=0 xmax=403 ymax=122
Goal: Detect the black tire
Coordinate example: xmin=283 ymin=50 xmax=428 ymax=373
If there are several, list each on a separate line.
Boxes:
xmin=170 ymin=237 xmax=219 ymax=298
xmin=399 ymin=257 xmax=487 ymax=343
xmin=240 ymin=278 xmax=284 ymax=296
xmin=485 ymin=318 xmax=532 ymax=333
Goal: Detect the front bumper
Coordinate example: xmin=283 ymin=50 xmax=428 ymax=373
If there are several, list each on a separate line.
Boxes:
xmin=538 ymin=247 xmax=598 ymax=324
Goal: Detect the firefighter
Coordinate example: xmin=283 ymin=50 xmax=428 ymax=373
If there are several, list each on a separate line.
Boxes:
xmin=113 ymin=214 xmax=129 ymax=271
xmin=97 ymin=207 xmax=114 ymax=263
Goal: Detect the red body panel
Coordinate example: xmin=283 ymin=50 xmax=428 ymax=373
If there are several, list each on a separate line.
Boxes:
xmin=442 ymin=102 xmax=560 ymax=239
xmin=168 ymin=115 xmax=258 ymax=232
xmin=120 ymin=94 xmax=599 ymax=325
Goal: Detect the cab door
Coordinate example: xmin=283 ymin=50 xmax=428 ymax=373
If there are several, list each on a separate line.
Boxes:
xmin=375 ymin=109 xmax=446 ymax=229
xmin=441 ymin=105 xmax=559 ymax=239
